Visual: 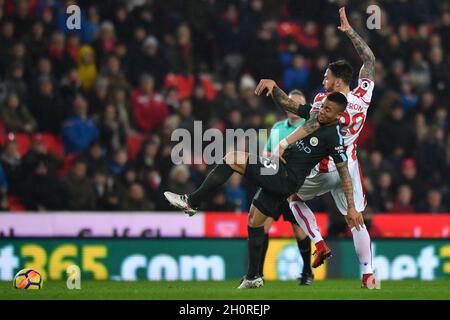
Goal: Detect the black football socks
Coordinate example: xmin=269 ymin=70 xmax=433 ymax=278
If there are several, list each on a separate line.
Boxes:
xmin=247 ymin=226 xmax=266 ymax=279
xmin=187 ymin=163 xmax=234 ymax=208
xmin=258 ymin=233 xmax=269 ymax=277
xmin=298 ymin=237 xmax=312 ymax=274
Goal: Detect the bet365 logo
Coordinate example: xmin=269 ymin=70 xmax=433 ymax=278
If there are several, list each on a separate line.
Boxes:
xmin=66 ymin=5 xmax=81 ymax=30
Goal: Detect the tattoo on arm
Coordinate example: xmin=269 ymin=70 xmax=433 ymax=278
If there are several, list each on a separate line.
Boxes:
xmin=272 ymin=87 xmax=300 ymax=114
xmin=346 ymin=29 xmax=375 ymax=80
xmin=336 ymin=161 xmax=355 ymax=209
xmin=302 ymin=111 xmax=321 ymax=134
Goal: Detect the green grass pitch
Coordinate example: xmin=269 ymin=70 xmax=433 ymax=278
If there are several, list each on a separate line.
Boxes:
xmin=1 ymin=280 xmax=449 ymax=300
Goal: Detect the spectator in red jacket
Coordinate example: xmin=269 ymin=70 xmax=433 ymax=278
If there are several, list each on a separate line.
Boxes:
xmin=131 ymin=74 xmax=169 ymax=133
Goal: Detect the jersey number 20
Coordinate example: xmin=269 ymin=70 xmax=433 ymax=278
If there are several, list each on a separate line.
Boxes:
xmin=340 ymin=112 xmax=365 ymax=136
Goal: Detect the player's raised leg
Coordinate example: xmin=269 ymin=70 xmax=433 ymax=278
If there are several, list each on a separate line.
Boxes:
xmin=164 ymin=151 xmax=249 ymax=215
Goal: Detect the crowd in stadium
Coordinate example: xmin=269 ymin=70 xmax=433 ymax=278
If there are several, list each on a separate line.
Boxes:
xmin=0 ymin=0 xmax=449 ymax=219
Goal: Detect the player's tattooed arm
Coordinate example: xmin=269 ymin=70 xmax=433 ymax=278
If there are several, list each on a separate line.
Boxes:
xmin=275 ymin=111 xmax=321 ymax=162
xmin=335 ymin=161 xmax=356 ymax=209
xmin=284 ymin=111 xmax=320 ymax=145
xmin=255 ymin=79 xmax=307 ymax=114
xmin=272 ymin=86 xmax=301 ymax=114
xmin=346 ymin=29 xmax=375 ymax=80
xmin=336 ymin=160 xmax=364 ymax=230
xmin=301 ymin=111 xmax=321 ymax=135
xmin=338 ymin=7 xmax=375 ymax=80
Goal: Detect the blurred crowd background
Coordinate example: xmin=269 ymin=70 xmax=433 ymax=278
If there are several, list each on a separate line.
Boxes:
xmin=0 ymin=0 xmax=449 ymax=234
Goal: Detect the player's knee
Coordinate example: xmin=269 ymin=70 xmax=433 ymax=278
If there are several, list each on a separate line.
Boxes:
xmin=248 ymin=205 xmax=255 ymax=225
xmin=248 ymin=214 xmax=257 ymax=227
xmin=248 ymin=206 xmax=266 ymax=227
xmin=264 ymin=218 xmax=273 ymax=233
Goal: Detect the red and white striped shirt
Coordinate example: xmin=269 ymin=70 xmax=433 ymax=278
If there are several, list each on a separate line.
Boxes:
xmin=311 ymin=78 xmax=375 ymax=172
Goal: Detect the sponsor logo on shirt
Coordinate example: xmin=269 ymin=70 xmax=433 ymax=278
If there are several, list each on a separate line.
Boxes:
xmin=309 ymin=137 xmax=319 ymax=147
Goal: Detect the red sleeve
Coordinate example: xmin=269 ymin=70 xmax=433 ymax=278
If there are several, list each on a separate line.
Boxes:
xmin=311 ymin=92 xmax=328 ymax=111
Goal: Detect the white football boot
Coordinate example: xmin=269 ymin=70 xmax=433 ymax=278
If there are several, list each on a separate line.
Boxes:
xmin=164 ymin=192 xmax=197 ymax=216
xmin=237 ymin=276 xmax=264 ymax=289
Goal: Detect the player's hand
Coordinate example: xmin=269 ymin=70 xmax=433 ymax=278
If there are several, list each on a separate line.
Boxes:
xmin=337 ymin=7 xmax=353 ymax=33
xmin=347 ymin=207 xmax=364 ymax=231
xmin=272 ymin=144 xmax=287 ymax=164
xmin=255 ymin=79 xmax=277 ymax=96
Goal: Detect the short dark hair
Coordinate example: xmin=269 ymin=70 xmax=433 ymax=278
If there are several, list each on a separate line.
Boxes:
xmin=326 ymin=92 xmax=348 ymax=112
xmin=328 ymin=60 xmax=353 ymax=85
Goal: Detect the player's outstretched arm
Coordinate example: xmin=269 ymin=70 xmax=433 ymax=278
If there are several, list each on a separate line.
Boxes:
xmin=271 ymin=86 xmax=303 ymax=114
xmin=273 ymin=111 xmax=321 ymax=162
xmin=255 ymin=79 xmax=307 ymax=114
xmin=285 ymin=112 xmax=320 ymax=145
xmin=338 ymin=7 xmax=375 ymax=80
xmin=336 ymin=161 xmax=364 ymax=230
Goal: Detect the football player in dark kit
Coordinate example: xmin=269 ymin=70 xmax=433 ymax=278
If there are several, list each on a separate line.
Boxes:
xmin=165 ymin=91 xmax=363 ymax=289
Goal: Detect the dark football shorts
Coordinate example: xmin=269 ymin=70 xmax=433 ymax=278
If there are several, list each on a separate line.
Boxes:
xmin=251 ymin=188 xmax=298 ymax=224
xmin=243 ymin=155 xmax=298 ymax=220
xmin=275 ymin=199 xmax=299 ymax=224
